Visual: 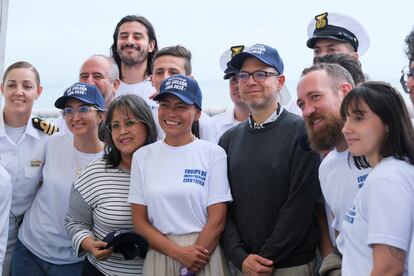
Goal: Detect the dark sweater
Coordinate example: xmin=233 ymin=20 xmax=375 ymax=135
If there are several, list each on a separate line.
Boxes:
xmin=219 ymin=110 xmax=320 ymax=270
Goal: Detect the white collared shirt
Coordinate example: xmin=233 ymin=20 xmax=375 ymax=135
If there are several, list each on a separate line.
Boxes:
xmin=0 ymin=109 xmax=48 ymax=217
xmin=211 ymin=108 xmax=241 ymax=137
xmin=0 ymin=165 xmax=11 ymax=274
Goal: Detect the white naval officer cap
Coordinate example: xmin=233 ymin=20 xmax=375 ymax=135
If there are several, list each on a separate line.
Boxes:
xmin=306 ymin=12 xmax=370 ymax=56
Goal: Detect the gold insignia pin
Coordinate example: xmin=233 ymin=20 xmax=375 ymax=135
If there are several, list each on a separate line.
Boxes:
xmin=230 ymin=45 xmax=245 ymax=58
xmin=315 ymin=12 xmax=328 ymax=30
xmin=30 ymin=160 xmax=42 ymax=167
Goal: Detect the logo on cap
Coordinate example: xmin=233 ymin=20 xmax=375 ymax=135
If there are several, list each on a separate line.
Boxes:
xmin=248 ymin=44 xmax=267 ymax=55
xmin=315 ymin=12 xmax=328 ymax=29
xmin=164 ymin=77 xmax=188 ymax=92
xmin=230 ymin=45 xmax=244 ymax=57
xmin=66 ymin=83 xmax=88 ymax=96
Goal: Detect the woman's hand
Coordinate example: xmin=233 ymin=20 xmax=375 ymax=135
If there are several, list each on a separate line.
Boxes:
xmin=81 ymin=237 xmax=113 ymax=261
xmin=176 ymin=244 xmax=210 ymax=272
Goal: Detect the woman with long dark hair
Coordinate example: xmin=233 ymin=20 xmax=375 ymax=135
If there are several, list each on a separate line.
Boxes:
xmin=340 ymin=81 xmax=414 ymax=275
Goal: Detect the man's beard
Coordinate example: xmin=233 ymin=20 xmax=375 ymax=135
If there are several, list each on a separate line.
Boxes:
xmin=117 ymin=44 xmax=149 ymax=66
xmin=305 ymin=113 xmax=344 ymax=152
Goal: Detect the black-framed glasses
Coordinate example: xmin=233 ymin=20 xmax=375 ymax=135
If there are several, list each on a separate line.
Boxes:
xmin=400 ymin=65 xmax=414 ymax=93
xmin=107 ymin=119 xmax=142 ymax=133
xmin=237 ymin=70 xmax=279 ymax=83
xmin=62 ymin=105 xmax=97 ymax=117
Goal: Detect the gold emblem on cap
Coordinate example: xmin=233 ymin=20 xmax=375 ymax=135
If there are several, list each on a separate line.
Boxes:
xmin=315 ymin=12 xmax=328 ymax=29
xmin=230 ymin=45 xmax=245 ymax=57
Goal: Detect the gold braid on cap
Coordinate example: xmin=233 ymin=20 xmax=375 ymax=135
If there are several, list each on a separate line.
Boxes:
xmin=32 ymin=117 xmax=59 ymax=135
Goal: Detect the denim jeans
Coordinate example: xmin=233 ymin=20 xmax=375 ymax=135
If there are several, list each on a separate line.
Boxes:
xmin=10 ymin=239 xmax=83 ymax=276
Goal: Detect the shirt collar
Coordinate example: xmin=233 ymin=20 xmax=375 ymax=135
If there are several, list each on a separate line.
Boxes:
xmin=248 ymin=104 xmax=284 ymax=129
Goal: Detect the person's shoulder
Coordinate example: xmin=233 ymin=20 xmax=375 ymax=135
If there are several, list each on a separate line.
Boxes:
xmin=134 ymin=140 xmax=162 ymax=158
xmin=211 ymin=109 xmax=232 ymax=122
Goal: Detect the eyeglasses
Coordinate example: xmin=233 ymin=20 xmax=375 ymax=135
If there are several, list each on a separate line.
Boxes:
xmin=237 ymin=70 xmax=279 ymax=83
xmin=107 ymin=119 xmax=142 ymax=132
xmin=62 ymin=105 xmax=97 ymax=117
xmin=400 ymin=65 xmax=414 ymax=93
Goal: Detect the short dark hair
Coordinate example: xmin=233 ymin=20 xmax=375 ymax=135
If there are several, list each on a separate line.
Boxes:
xmin=405 ymin=28 xmax=414 ymax=62
xmin=110 ymin=15 xmax=158 ymax=80
xmin=313 ymin=53 xmax=365 ymax=85
xmin=103 ymin=95 xmax=158 ymax=168
xmin=3 ymin=61 xmax=41 ymax=86
xmin=340 ymin=81 xmax=414 ymax=167
xmin=152 ymin=45 xmax=192 ymax=75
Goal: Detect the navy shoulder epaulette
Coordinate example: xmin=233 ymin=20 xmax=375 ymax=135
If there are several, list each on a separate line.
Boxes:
xmin=32 ymin=117 xmax=59 ymax=135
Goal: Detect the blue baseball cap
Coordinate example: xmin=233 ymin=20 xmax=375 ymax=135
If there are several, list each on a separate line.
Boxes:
xmin=54 ymin=82 xmax=105 ymax=110
xmin=154 ymin=75 xmax=202 ymax=110
xmin=230 ymin=44 xmax=284 ymax=74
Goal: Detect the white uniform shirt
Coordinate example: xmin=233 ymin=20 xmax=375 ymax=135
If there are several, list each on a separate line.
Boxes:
xmin=319 ymin=149 xmax=370 ymax=252
xmin=18 ymin=133 xmax=103 ymax=264
xmin=0 ymin=165 xmax=11 ymax=275
xmin=0 ymin=109 xmax=47 ymax=217
xmin=341 ymin=157 xmax=414 ymax=276
xmin=211 ymin=108 xmax=240 ymax=137
xmin=128 ymin=139 xmax=232 ymax=235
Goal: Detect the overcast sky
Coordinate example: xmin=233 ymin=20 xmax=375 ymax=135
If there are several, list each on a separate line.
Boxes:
xmin=4 ymin=0 xmax=414 ymax=110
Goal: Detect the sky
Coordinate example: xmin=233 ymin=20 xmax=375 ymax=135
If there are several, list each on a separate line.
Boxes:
xmin=3 ymin=0 xmax=414 ymax=112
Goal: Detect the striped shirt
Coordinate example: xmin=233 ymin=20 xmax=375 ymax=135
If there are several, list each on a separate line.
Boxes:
xmin=65 ymin=159 xmax=143 ymax=276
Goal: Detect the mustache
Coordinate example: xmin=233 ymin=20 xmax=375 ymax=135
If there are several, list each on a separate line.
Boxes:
xmin=120 ymin=43 xmax=139 ymax=50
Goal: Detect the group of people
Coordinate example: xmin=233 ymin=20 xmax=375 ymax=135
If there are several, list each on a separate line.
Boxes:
xmin=0 ymin=10 xmax=413 ymax=276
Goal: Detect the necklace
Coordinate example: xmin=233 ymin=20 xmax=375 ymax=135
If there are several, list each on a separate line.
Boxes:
xmin=73 ymin=147 xmax=101 ymax=177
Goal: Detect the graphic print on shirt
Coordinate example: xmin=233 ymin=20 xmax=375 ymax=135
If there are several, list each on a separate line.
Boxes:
xmin=183 ymin=169 xmax=207 ymax=186
xmin=344 ymin=205 xmax=356 ymax=224
xmin=357 ymin=173 xmax=368 ymax=188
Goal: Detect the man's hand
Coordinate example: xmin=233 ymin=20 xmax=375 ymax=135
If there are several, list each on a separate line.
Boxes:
xmin=242 ymin=254 xmax=274 ymax=276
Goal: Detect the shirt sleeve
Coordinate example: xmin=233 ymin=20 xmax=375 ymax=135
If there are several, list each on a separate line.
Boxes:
xmin=64 ymin=185 xmax=94 ymax=257
xmin=127 ymin=152 xmax=146 ymax=205
xmin=218 ymin=133 xmax=248 ymax=270
xmin=0 ymin=169 xmax=11 ymax=274
xmin=207 ymin=146 xmax=233 ymax=206
xmin=366 ymin=176 xmax=413 ymax=252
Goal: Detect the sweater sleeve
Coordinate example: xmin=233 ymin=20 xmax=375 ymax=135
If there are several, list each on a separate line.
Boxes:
xmin=258 ymin=132 xmax=320 ymax=265
xmin=218 ymin=131 xmax=249 ymax=270
xmin=64 ymin=185 xmax=94 ymax=257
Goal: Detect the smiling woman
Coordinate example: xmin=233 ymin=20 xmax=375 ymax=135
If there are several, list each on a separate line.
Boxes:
xmin=0 ymin=61 xmax=49 ymax=275
xmin=64 ymin=94 xmax=158 ymax=276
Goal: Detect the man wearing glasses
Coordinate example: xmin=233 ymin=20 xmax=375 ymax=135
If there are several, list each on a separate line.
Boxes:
xmin=219 ymin=44 xmax=320 ymax=276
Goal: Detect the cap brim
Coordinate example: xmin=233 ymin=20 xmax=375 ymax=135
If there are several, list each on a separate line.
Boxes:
xmin=154 ymin=91 xmax=200 ymax=109
xmin=54 ymin=95 xmax=104 ymax=110
xmin=306 ymin=35 xmax=350 ymax=49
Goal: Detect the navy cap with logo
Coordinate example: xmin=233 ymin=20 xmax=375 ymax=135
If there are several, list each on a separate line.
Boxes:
xmin=230 ymin=43 xmax=284 ymax=74
xmin=54 ymin=82 xmax=105 ymax=110
xmin=219 ymin=45 xmax=246 ymax=79
xmin=102 ymin=229 xmax=148 ymax=260
xmin=154 ymin=74 xmax=203 ymax=110
xmin=306 ymin=12 xmax=370 ymax=56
